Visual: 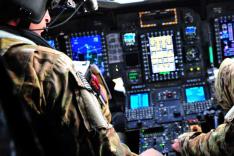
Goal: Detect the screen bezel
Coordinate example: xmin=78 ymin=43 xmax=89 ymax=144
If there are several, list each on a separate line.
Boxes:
xmin=69 ymin=33 xmax=105 ymax=74
xmin=139 ymin=8 xmax=178 ymax=28
xmin=213 ymin=14 xmax=234 ymax=66
xmin=146 ymin=31 xmax=181 ymax=79
xmin=219 ymin=20 xmax=234 ymax=59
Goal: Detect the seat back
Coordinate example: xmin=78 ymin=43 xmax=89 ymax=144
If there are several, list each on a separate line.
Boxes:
xmin=0 ymin=56 xmax=44 ymax=156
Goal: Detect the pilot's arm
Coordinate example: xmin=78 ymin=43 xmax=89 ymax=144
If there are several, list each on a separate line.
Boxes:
xmin=87 ymin=64 xmax=163 ymax=156
xmin=172 ymin=58 xmax=234 ymax=156
xmin=172 ymin=119 xmax=234 ymax=156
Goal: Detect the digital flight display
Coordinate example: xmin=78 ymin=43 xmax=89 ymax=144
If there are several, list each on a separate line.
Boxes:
xmin=70 ymin=35 xmax=104 ymax=73
xmin=139 ymin=8 xmax=178 ymax=28
xmin=47 ymin=39 xmax=56 ymax=49
xmin=185 ymin=26 xmax=196 ymax=36
xmin=219 ymin=19 xmax=234 ymax=58
xmin=185 ymin=86 xmax=206 ymax=103
xmin=149 ymin=35 xmax=176 ymax=73
xmin=123 ymin=33 xmax=136 ymax=46
xmin=130 ymin=93 xmax=149 ymax=109
xmin=128 ymin=71 xmax=139 ymax=81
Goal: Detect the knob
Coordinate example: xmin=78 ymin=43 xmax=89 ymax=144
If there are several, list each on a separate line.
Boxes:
xmin=166 ymin=91 xmax=173 ymax=98
xmin=186 ymin=47 xmax=199 ymax=62
xmin=184 ymin=12 xmax=194 ymax=24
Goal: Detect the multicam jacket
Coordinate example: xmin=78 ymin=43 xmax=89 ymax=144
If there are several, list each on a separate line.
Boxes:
xmin=0 ymin=29 xmax=137 ymax=156
xmin=178 ymin=58 xmax=234 ymax=156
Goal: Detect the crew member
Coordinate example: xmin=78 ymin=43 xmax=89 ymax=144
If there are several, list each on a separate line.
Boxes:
xmin=172 ymin=58 xmax=234 ymax=156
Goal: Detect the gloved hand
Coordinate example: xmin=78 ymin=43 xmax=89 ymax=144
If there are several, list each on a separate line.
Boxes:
xmin=140 ymin=148 xmax=163 ymax=156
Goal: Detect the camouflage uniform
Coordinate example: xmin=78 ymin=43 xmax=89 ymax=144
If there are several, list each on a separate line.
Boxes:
xmin=177 ymin=58 xmax=234 ymax=156
xmin=0 ymin=29 xmax=137 ymax=156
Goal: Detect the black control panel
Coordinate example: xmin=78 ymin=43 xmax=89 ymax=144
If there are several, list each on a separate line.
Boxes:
xmin=153 ymin=87 xmax=183 ymax=123
xmin=208 ymin=1 xmax=234 ymax=67
xmin=122 ymin=32 xmax=143 ymax=85
xmin=182 ymin=80 xmax=212 ymax=115
xmin=119 ymin=6 xmax=214 ymax=155
xmin=121 ymin=7 xmax=211 ymax=130
xmin=42 ymin=1 xmax=234 ymax=155
xmin=125 ymin=80 xmax=211 ymax=129
xmin=139 ymin=122 xmax=189 ymax=154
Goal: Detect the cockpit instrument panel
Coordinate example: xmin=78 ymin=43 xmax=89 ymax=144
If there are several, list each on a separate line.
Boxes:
xmin=141 ymin=30 xmax=184 ymax=82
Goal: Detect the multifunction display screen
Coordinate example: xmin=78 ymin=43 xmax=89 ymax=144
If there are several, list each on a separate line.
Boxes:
xmin=70 ymin=35 xmax=104 ymax=73
xmin=185 ymin=86 xmax=206 ymax=103
xmin=149 ymin=35 xmax=176 ymax=73
xmin=130 ymin=93 xmax=149 ymax=109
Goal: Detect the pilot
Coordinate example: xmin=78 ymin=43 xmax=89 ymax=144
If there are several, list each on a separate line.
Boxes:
xmin=0 ymin=0 xmax=163 ymax=156
xmin=172 ymin=58 xmax=234 ymax=156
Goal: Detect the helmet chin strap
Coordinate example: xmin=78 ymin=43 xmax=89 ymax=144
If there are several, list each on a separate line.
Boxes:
xmin=17 ymin=19 xmax=31 ymax=29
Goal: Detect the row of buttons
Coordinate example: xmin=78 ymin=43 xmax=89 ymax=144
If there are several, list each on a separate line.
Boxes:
xmin=151 ymin=72 xmax=180 ymax=81
xmin=183 ymin=101 xmax=212 ymax=114
xmin=126 ymin=107 xmax=154 ymax=121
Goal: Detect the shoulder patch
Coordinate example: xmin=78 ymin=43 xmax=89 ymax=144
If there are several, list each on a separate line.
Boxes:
xmin=75 ymin=71 xmax=93 ymax=91
xmin=225 ymin=106 xmax=234 ymax=122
